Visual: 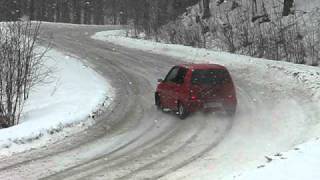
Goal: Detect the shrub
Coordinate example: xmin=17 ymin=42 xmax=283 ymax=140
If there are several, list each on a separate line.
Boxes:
xmin=0 ymin=20 xmax=47 ymax=128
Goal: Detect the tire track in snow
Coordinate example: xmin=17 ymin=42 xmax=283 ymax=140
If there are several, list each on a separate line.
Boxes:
xmin=42 ymin=113 xmax=180 ymax=180
xmin=80 ymin=114 xmax=210 ymax=180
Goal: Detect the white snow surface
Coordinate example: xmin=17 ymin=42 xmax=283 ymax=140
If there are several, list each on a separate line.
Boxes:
xmin=0 ymin=48 xmax=113 ymax=156
xmin=92 ymin=30 xmax=320 ymax=180
xmin=233 ymin=138 xmax=320 ymax=180
xmin=295 ymin=0 xmax=320 ymax=12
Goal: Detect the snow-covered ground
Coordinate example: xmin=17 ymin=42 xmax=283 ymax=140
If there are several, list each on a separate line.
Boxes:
xmin=0 ymin=48 xmax=113 ymax=156
xmin=92 ymin=30 xmax=320 ymax=180
xmin=295 ymin=0 xmax=320 ymax=12
xmin=233 ymin=138 xmax=320 ymax=180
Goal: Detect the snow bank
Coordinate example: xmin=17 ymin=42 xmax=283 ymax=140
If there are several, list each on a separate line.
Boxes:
xmin=0 ymin=48 xmax=113 ymax=156
xmin=92 ymin=30 xmax=320 ymax=180
xmin=232 ymin=138 xmax=320 ymax=180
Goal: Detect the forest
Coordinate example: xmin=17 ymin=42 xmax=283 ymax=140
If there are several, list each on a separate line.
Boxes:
xmin=0 ymin=0 xmax=199 ymax=25
xmin=1 ymin=0 xmax=314 ymax=67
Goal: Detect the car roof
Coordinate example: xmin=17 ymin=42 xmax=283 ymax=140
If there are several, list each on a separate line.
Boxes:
xmin=178 ymin=63 xmax=226 ymax=70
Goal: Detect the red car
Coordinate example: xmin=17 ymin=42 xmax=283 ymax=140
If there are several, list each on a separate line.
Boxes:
xmin=155 ymin=64 xmax=237 ymax=119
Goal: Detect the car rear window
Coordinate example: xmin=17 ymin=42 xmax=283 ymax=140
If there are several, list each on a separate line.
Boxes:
xmin=191 ymin=69 xmax=231 ymax=85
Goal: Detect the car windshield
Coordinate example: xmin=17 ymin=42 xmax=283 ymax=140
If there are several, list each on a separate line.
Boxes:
xmin=191 ymin=69 xmax=230 ymax=85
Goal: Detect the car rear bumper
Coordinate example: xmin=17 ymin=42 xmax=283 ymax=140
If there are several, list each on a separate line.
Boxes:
xmin=186 ymin=99 xmax=236 ymax=113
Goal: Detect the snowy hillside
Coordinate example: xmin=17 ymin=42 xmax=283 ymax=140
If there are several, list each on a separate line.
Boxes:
xmin=137 ymin=0 xmax=320 ymax=66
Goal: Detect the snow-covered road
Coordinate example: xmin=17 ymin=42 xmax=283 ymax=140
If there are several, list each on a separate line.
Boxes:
xmin=0 ymin=23 xmax=319 ymax=180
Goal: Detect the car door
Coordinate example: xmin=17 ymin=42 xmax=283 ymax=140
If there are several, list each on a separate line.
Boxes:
xmin=159 ymin=66 xmax=180 ymax=109
xmin=164 ymin=67 xmax=188 ymax=110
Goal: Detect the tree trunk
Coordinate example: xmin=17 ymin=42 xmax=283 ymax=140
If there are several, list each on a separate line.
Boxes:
xmin=111 ymin=0 xmax=117 ymax=25
xmin=60 ymin=0 xmax=70 ymax=22
xmin=30 ymin=0 xmax=35 ymax=20
xmin=72 ymin=0 xmax=81 ymax=24
xmin=93 ymin=0 xmax=104 ymax=25
xmin=202 ymin=0 xmax=211 ymax=19
xmin=56 ymin=0 xmax=61 ymax=22
xmin=283 ymin=0 xmax=294 ymax=16
xmin=46 ymin=1 xmax=55 ymax=22
xmin=83 ymin=0 xmax=92 ymax=24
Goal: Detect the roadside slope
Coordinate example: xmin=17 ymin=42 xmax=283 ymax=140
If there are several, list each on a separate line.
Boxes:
xmin=0 ymin=48 xmax=113 ymax=157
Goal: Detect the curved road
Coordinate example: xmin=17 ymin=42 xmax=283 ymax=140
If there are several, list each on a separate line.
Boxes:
xmin=0 ymin=23 xmax=317 ymax=180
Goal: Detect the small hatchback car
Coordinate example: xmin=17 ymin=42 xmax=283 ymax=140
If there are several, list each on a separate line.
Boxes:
xmin=155 ymin=64 xmax=237 ymax=119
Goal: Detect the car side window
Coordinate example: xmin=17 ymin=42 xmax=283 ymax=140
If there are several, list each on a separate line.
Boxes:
xmin=165 ymin=67 xmax=179 ymax=83
xmin=175 ymin=67 xmax=188 ymax=84
xmin=165 ymin=67 xmax=188 ymax=84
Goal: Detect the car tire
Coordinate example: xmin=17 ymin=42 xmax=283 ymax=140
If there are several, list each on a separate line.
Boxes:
xmin=178 ymin=102 xmax=188 ymax=120
xmin=225 ymin=106 xmax=236 ymax=117
xmin=155 ymin=93 xmax=161 ymax=110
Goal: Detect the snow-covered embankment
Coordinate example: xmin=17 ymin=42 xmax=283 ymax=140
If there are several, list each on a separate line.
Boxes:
xmin=92 ymin=30 xmax=320 ymax=180
xmin=0 ymin=48 xmax=114 ymax=156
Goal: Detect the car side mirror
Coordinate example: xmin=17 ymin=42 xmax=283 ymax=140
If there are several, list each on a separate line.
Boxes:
xmin=158 ymin=79 xmax=163 ymax=83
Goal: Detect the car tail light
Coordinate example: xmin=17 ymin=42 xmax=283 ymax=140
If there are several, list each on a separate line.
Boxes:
xmin=190 ymin=90 xmax=197 ymax=100
xmin=191 ymin=95 xmax=197 ymax=100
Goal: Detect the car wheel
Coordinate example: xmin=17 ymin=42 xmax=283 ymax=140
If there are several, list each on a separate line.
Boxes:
xmin=225 ymin=106 xmax=236 ymax=117
xmin=178 ymin=103 xmax=188 ymax=120
xmin=155 ymin=93 xmax=161 ymax=110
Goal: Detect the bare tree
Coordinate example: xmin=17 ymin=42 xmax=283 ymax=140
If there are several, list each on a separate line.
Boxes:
xmin=55 ymin=0 xmax=62 ymax=22
xmin=283 ymin=0 xmax=294 ymax=16
xmin=93 ymin=0 xmax=104 ymax=25
xmin=202 ymin=0 xmax=211 ymax=19
xmin=0 ymin=21 xmax=48 ymax=128
xmin=30 ymin=0 xmax=35 ymax=20
xmin=61 ymin=0 xmax=71 ymax=23
xmin=72 ymin=0 xmax=81 ymax=24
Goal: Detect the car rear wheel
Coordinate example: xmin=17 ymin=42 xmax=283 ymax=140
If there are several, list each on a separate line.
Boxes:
xmin=225 ymin=106 xmax=236 ymax=117
xmin=178 ymin=103 xmax=188 ymax=120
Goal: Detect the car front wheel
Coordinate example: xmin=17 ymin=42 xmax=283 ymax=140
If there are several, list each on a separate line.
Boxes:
xmin=155 ymin=93 xmax=161 ymax=110
xmin=178 ymin=103 xmax=188 ymax=120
